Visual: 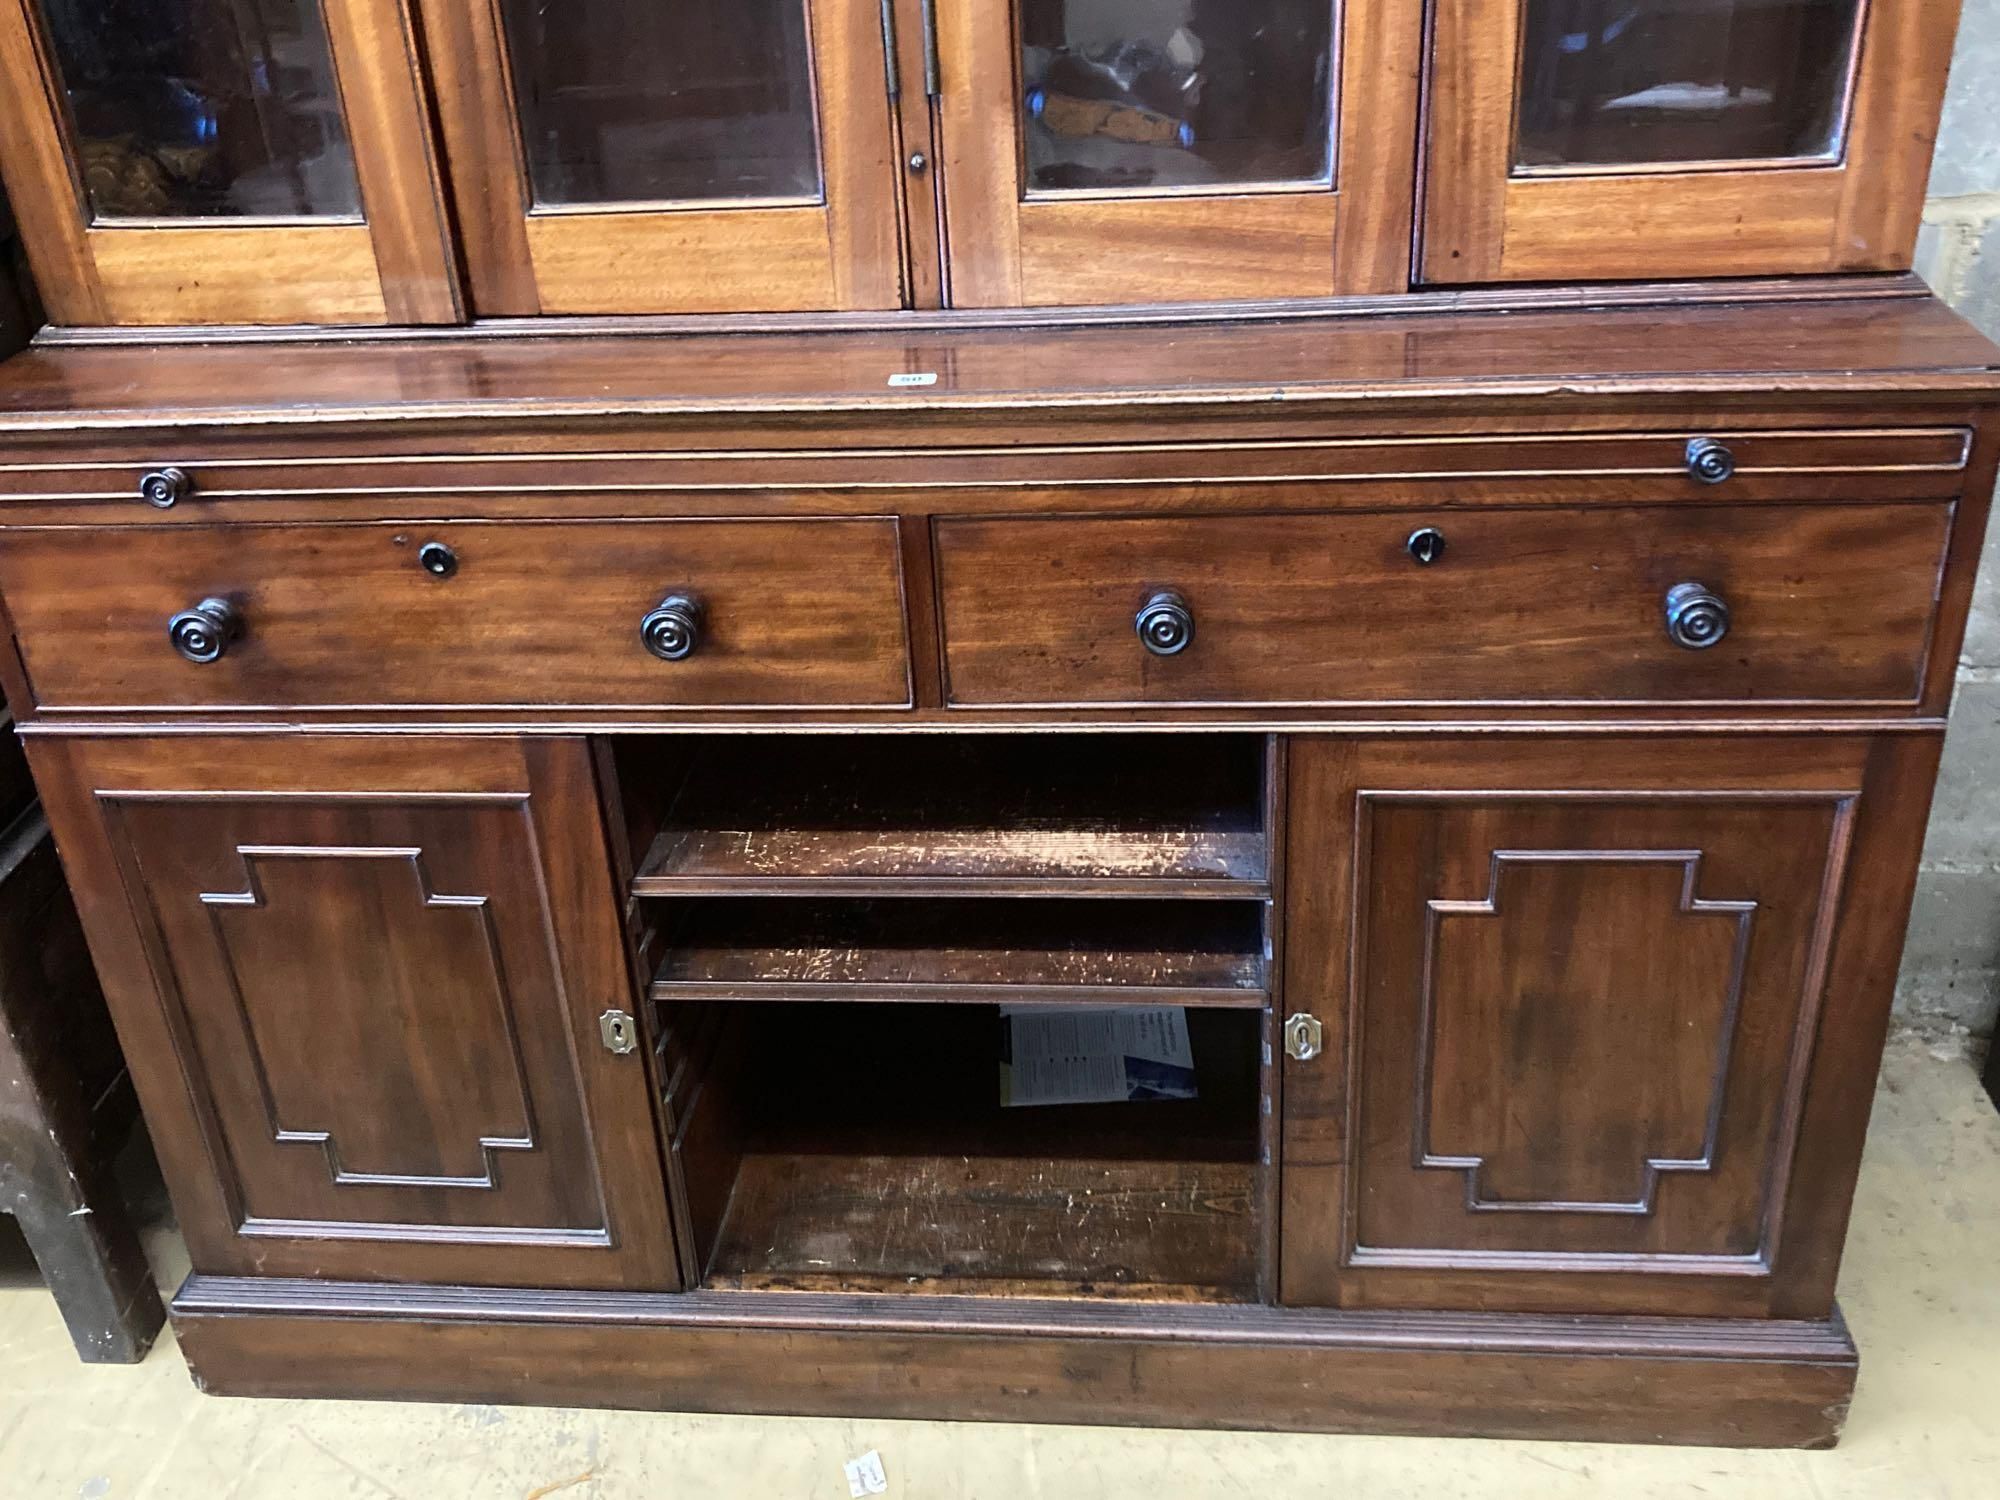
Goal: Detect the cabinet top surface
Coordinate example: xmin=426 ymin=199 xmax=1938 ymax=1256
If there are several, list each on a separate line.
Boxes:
xmin=0 ymin=289 xmax=1994 ymax=436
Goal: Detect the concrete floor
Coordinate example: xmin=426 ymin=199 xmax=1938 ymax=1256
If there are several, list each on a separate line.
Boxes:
xmin=4 ymin=1038 xmax=2000 ymax=1498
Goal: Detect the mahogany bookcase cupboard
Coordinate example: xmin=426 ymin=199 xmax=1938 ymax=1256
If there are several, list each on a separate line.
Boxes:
xmin=0 ymin=0 xmax=1991 ymax=1450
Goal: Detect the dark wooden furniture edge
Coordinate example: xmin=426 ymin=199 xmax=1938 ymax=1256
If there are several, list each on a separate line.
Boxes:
xmin=8 ymin=383 xmax=1993 ymax=438
xmin=0 ymin=291 xmax=1992 ymax=437
xmin=172 ymin=1275 xmax=1857 ymax=1446
xmin=24 ymin=272 xmax=1938 ymax=346
xmin=5 ymin=717 xmax=1961 ymax=738
xmin=0 ymin=802 xmax=164 ymax=1362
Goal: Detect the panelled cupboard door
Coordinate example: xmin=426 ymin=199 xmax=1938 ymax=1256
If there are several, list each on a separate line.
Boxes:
xmin=1281 ymin=735 xmax=1939 ymax=1319
xmin=0 ymin=0 xmax=459 ymax=325
xmin=415 ymin=0 xmax=901 ymax=314
xmin=27 ymin=734 xmax=681 ymax=1290
xmin=1421 ymin=0 xmax=1961 ymax=282
xmin=937 ymin=0 xmax=1422 ymax=305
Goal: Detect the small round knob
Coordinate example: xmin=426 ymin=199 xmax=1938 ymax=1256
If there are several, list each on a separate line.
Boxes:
xmin=907 ymin=151 xmax=928 ymax=174
xmin=139 ymin=467 xmax=191 ymax=508
xmin=1686 ymin=437 xmax=1736 ymax=486
xmin=167 ymin=597 xmax=241 ymax=664
xmin=1407 ymin=527 xmax=1447 ymax=566
xmin=417 ymin=541 xmax=458 ymax=578
xmin=640 ymin=594 xmax=704 ymax=661
xmin=1664 ymin=581 xmax=1730 ymax=650
xmin=1135 ymin=590 xmax=1195 ymax=656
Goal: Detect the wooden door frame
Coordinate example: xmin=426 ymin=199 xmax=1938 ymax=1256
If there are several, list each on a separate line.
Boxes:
xmin=0 ymin=0 xmax=460 ymax=326
xmin=23 ymin=731 xmax=681 ymax=1291
xmin=1420 ymin=0 xmax=1962 ymax=283
xmin=936 ymin=0 xmax=1422 ymax=307
xmin=415 ymin=0 xmax=903 ymax=315
xmin=1280 ymin=732 xmax=1940 ymax=1318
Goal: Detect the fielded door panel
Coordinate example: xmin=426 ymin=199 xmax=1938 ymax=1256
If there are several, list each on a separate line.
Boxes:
xmin=1421 ymin=0 xmax=1960 ymax=283
xmin=416 ymin=0 xmax=902 ymax=314
xmin=1281 ymin=735 xmax=1938 ymax=1318
xmin=29 ymin=734 xmax=680 ymax=1290
xmin=0 ymin=0 xmax=459 ymax=325
xmin=936 ymin=0 xmax=1422 ymax=306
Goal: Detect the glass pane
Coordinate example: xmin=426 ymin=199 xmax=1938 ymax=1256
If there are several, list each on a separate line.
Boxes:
xmin=1514 ymin=0 xmax=1863 ymax=171
xmin=499 ymin=0 xmax=822 ymax=207
xmin=1019 ymin=0 xmax=1336 ymax=195
xmin=36 ymin=0 xmax=361 ymax=220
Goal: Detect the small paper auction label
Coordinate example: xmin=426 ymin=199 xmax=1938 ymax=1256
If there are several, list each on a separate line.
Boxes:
xmin=844 ymin=1450 xmax=889 ymax=1497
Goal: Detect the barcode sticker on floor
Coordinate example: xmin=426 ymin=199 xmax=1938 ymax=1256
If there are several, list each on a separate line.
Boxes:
xmin=844 ymin=1450 xmax=889 ymax=1496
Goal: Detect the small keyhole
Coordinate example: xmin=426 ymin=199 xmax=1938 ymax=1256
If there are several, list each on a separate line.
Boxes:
xmin=1407 ymin=527 xmax=1446 ymax=567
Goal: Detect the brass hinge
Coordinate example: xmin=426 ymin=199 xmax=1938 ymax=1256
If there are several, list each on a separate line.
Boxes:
xmin=599 ymin=1008 xmax=639 ymax=1056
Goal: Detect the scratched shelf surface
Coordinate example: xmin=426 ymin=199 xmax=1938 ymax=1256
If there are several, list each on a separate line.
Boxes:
xmin=646 ymin=898 xmax=1269 ymax=1005
xmin=624 ymin=733 xmax=1271 ymax=898
xmin=705 ymin=1147 xmax=1262 ymax=1300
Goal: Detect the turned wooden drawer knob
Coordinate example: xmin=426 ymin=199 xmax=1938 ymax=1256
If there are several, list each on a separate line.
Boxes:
xmin=1664 ymin=581 xmax=1730 ymax=650
xmin=640 ymin=593 xmax=705 ymax=661
xmin=1136 ymin=589 xmax=1195 ymax=656
xmin=1685 ymin=437 xmax=1736 ymax=485
xmin=167 ymin=596 xmax=241 ymax=664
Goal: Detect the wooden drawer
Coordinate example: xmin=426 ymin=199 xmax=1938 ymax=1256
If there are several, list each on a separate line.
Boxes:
xmin=935 ymin=505 xmax=1954 ymax=707
xmin=0 ymin=519 xmax=911 ymax=710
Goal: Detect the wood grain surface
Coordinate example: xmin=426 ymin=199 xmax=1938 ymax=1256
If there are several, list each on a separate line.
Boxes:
xmin=0 ymin=518 xmax=913 ymax=710
xmin=935 ymin=504 xmax=1954 ymax=708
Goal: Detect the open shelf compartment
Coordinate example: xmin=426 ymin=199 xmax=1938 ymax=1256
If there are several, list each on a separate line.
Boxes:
xmin=617 ymin=733 xmax=1271 ymax=897
xmin=654 ymin=1000 xmax=1268 ymax=1301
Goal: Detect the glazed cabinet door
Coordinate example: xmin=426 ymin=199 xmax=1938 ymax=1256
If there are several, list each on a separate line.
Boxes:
xmin=416 ymin=0 xmax=900 ymax=314
xmin=936 ymin=0 xmax=1421 ymax=305
xmin=28 ymin=734 xmax=680 ymax=1290
xmin=0 ymin=0 xmax=458 ymax=324
xmin=1281 ymin=734 xmax=1937 ymax=1317
xmin=1422 ymin=0 xmax=1959 ymax=282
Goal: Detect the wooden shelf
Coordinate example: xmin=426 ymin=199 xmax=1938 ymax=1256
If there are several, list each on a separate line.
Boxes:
xmin=623 ymin=733 xmax=1270 ymax=898
xmin=706 ymin=1146 xmax=1259 ymax=1301
xmin=635 ymin=823 xmax=1268 ymax=898
xmin=647 ymin=898 xmax=1269 ymax=1006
